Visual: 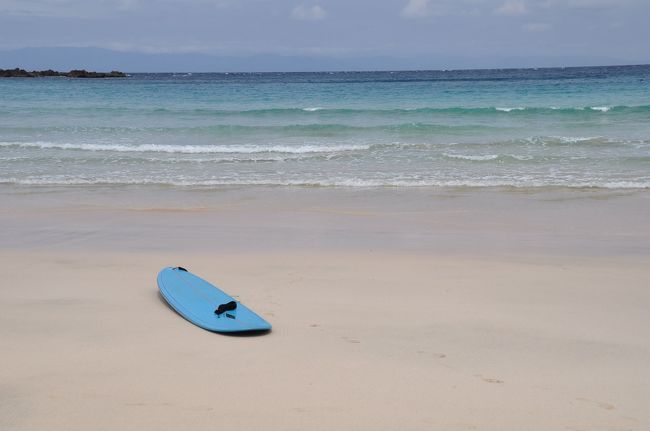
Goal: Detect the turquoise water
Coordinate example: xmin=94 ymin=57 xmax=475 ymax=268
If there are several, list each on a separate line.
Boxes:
xmin=1 ymin=66 xmax=650 ymax=188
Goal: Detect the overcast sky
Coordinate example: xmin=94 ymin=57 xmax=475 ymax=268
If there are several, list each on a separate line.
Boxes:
xmin=1 ymin=0 xmax=649 ymax=69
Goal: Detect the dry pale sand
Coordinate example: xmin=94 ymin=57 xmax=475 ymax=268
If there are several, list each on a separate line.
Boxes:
xmin=1 ymin=186 xmax=649 ymax=430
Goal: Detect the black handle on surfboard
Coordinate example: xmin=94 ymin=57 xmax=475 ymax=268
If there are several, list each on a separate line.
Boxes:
xmin=214 ymin=301 xmax=237 ymax=316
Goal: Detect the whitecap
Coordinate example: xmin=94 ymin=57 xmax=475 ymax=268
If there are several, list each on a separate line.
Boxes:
xmin=495 ymin=107 xmax=525 ymax=112
xmin=590 ymin=106 xmax=611 ymax=112
xmin=554 ymin=136 xmax=602 ymax=143
xmin=444 ymin=153 xmax=499 ymax=161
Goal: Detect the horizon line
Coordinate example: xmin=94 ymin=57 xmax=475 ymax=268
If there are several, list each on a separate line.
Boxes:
xmin=3 ymin=63 xmax=650 ymax=75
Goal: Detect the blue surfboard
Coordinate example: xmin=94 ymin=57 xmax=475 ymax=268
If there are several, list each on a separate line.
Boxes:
xmin=157 ymin=267 xmax=271 ymax=333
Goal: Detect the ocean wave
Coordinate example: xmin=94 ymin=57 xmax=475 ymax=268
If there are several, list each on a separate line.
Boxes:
xmin=443 ymin=153 xmax=500 ymax=161
xmin=589 ymin=106 xmax=611 ymax=112
xmin=2 ymin=122 xmax=499 ymax=134
xmin=554 ymin=136 xmax=602 ymax=143
xmin=381 ymin=136 xmax=645 ymax=149
xmin=442 ymin=153 xmax=539 ymax=162
xmin=495 ymin=107 xmax=525 ymax=112
xmin=524 ymin=136 xmax=619 ymax=146
xmin=192 ymin=104 xmax=648 ymax=117
xmin=7 ymin=104 xmax=650 ymax=119
xmin=3 ymin=176 xmax=649 ymax=189
xmin=0 ymin=141 xmax=370 ymax=154
xmin=185 ymin=104 xmax=646 ymax=117
xmin=2 ymin=136 xmax=644 ymax=155
xmin=138 ymin=155 xmax=316 ymax=164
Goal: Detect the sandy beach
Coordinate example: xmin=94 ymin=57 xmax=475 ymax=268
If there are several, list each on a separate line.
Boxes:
xmin=1 ymin=186 xmax=649 ymax=430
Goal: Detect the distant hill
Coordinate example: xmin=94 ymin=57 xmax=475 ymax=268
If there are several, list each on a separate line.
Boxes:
xmin=0 ymin=47 xmax=636 ymax=73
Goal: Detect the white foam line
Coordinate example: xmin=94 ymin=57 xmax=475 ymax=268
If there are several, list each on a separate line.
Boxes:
xmin=0 ymin=141 xmax=370 ymax=154
xmin=590 ymin=106 xmax=611 ymax=112
xmin=444 ymin=153 xmax=499 ymax=161
xmin=554 ymin=136 xmax=603 ymax=143
xmin=495 ymin=107 xmax=525 ymax=112
xmin=3 ymin=177 xmax=649 ymax=189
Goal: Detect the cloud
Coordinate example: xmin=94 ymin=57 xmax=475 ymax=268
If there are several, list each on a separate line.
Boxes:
xmin=566 ymin=0 xmax=624 ymax=7
xmin=0 ymin=0 xmax=85 ymax=17
xmin=291 ymin=4 xmax=327 ymax=21
xmin=524 ymin=22 xmax=550 ymax=31
xmin=401 ymin=0 xmax=431 ymax=18
xmin=541 ymin=0 xmax=635 ymax=9
xmin=115 ymin=0 xmax=140 ymax=11
xmin=0 ymin=0 xmax=234 ymax=17
xmin=494 ymin=0 xmax=528 ymax=15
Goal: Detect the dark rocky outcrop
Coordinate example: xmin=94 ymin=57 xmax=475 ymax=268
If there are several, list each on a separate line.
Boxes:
xmin=66 ymin=69 xmax=127 ymax=78
xmin=0 ymin=68 xmax=127 ymax=78
xmin=1 ymin=68 xmax=33 ymax=77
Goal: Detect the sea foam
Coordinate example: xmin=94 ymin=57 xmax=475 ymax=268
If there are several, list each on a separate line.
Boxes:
xmin=444 ymin=153 xmax=500 ymax=161
xmin=4 ymin=176 xmax=649 ymax=189
xmin=0 ymin=141 xmax=370 ymax=154
xmin=495 ymin=107 xmax=525 ymax=112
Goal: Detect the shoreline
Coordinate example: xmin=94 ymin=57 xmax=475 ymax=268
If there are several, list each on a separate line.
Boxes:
xmin=2 ymin=184 xmax=648 ymax=257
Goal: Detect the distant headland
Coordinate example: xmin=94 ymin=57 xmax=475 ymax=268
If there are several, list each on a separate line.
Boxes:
xmin=0 ymin=68 xmax=127 ymax=78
